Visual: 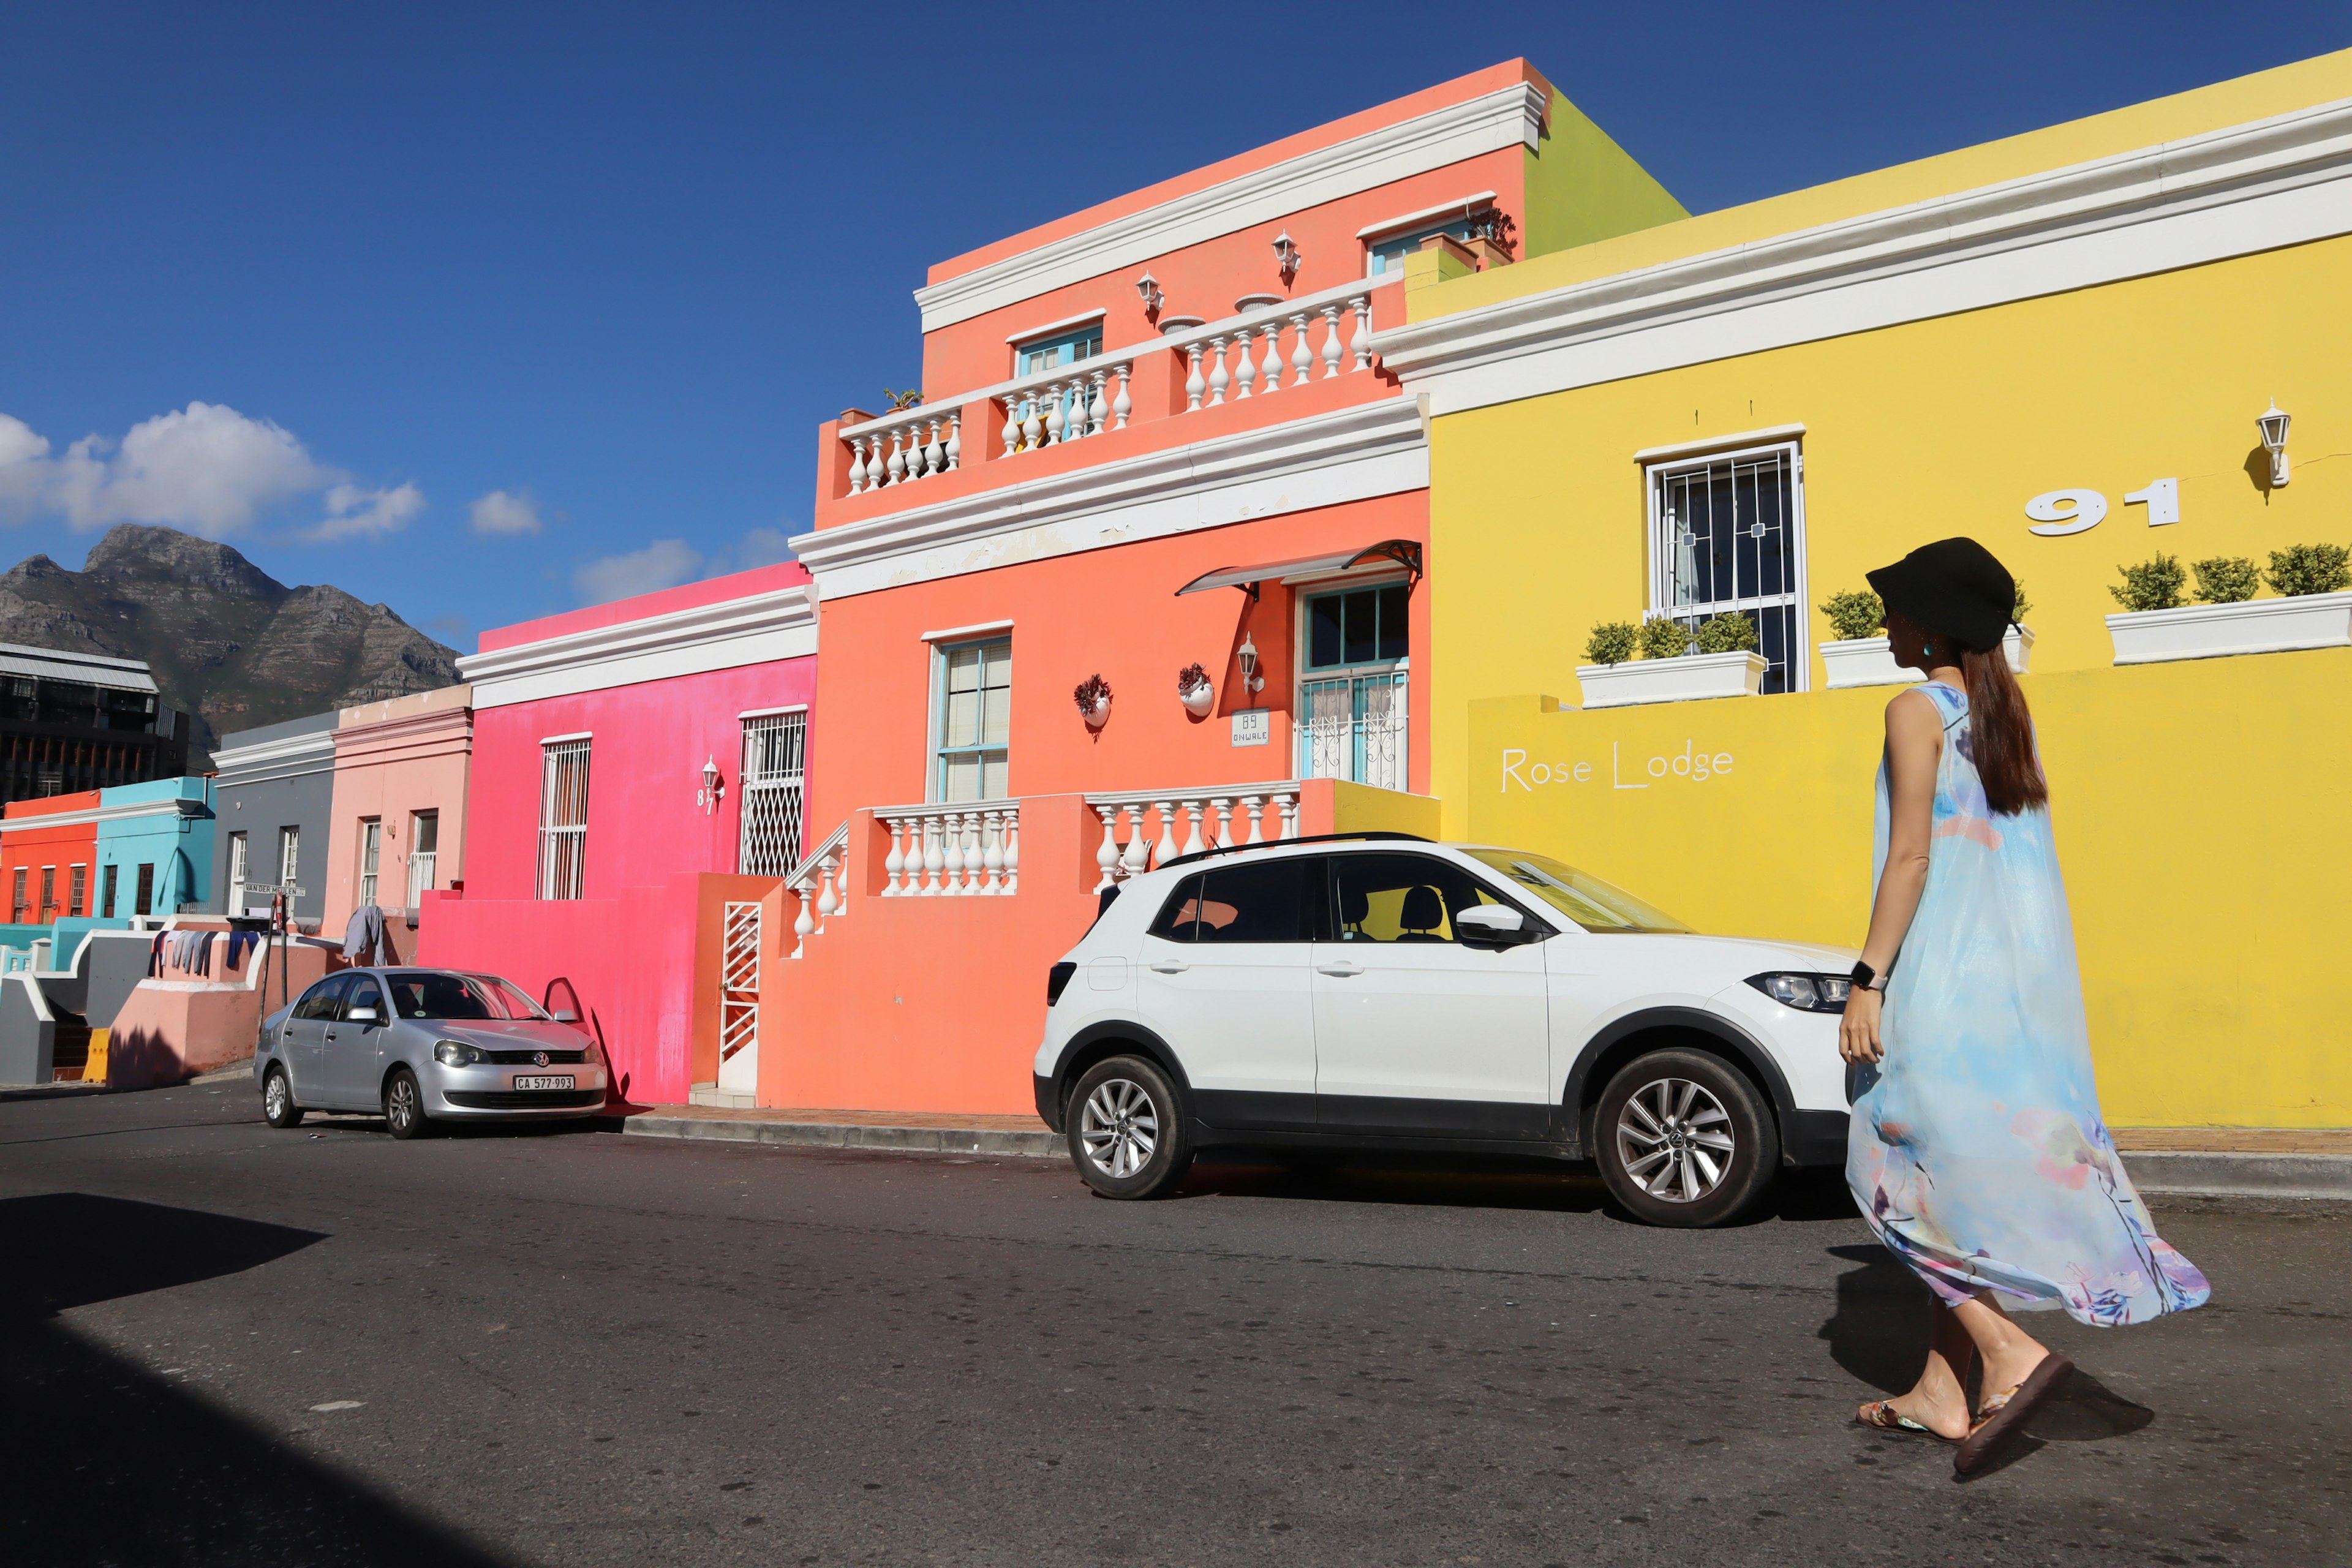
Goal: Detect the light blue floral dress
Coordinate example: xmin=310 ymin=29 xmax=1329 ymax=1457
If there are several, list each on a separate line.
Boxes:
xmin=1847 ymin=681 xmax=2210 ymax=1327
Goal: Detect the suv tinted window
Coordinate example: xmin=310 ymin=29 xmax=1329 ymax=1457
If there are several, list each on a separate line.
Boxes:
xmin=1330 ymin=853 xmax=1519 ymax=944
xmin=1146 ymin=857 xmax=1324 ymax=943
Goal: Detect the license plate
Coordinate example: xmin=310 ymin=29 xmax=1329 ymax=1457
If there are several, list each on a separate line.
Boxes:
xmin=513 ymin=1075 xmax=576 ymax=1091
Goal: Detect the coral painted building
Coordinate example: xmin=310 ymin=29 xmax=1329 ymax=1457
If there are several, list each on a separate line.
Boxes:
xmin=321 ymin=685 xmax=475 ymax=959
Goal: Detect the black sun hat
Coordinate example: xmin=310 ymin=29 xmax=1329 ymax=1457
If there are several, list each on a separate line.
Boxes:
xmin=1866 ymin=537 xmax=2018 ymax=654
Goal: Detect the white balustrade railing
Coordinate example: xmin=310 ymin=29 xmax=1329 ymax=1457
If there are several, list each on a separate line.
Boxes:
xmin=1082 ymin=782 xmax=1301 ymax=892
xmin=837 ymin=277 xmax=1388 ymax=492
xmin=875 ymin=802 xmax=1020 ymax=896
xmin=785 ymin=821 xmax=851 ymax=958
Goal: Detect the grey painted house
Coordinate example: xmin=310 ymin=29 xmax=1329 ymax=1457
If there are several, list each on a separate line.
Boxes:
xmin=211 ymin=710 xmax=336 ymax=927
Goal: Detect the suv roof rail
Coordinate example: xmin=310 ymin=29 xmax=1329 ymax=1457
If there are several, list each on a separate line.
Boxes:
xmin=1155 ymin=830 xmax=1432 ymax=873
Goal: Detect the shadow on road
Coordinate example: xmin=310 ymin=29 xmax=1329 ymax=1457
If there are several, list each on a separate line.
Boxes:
xmin=1 ymin=1193 xmax=519 ymax=1567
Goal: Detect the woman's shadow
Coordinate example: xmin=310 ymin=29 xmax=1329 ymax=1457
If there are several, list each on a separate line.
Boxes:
xmin=1818 ymin=1243 xmax=2155 ymax=1465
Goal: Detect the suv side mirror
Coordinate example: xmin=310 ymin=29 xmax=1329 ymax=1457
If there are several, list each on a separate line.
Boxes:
xmin=1456 ymin=905 xmax=1539 ymax=946
xmin=346 ymin=1005 xmax=380 ymax=1024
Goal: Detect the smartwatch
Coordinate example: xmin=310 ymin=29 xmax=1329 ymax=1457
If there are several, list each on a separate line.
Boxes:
xmin=1850 ymin=959 xmax=1888 ymax=993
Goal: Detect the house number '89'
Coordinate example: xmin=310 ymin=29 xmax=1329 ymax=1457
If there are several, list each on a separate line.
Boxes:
xmin=2026 ymin=477 xmax=2179 ymax=536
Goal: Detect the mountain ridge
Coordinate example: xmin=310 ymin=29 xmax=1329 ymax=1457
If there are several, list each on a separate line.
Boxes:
xmin=0 ymin=524 xmax=462 ymax=767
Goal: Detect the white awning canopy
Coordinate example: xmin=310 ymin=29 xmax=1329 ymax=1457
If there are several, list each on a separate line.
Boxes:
xmin=1174 ymin=539 xmax=1423 ymax=600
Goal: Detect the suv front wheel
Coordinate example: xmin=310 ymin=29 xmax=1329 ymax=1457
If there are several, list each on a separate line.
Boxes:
xmin=1594 ymin=1048 xmax=1777 ymax=1227
xmin=1066 ymin=1055 xmax=1193 ymax=1200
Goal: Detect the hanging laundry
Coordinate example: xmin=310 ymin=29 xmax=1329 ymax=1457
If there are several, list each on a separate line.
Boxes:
xmin=342 ymin=904 xmax=390 ymax=967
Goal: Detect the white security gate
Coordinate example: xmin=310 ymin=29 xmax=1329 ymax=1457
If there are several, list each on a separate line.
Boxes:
xmin=717 ymin=899 xmax=761 ymax=1093
xmin=738 ymin=712 xmax=806 ymax=876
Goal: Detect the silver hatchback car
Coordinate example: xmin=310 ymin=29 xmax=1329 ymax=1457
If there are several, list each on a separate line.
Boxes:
xmin=255 ymin=968 xmax=609 ymax=1137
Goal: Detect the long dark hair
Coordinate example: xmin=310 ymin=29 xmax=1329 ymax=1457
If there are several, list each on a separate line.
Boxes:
xmin=1960 ymin=645 xmax=2047 ymax=814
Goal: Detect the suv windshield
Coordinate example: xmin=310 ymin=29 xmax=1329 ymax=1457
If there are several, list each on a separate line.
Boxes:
xmin=1464 ymin=850 xmax=1690 ymax=934
xmin=382 ymin=971 xmax=549 ymax=1022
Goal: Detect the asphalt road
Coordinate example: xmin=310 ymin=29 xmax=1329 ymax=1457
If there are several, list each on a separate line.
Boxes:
xmin=2 ymin=1084 xmax=2345 ymax=1567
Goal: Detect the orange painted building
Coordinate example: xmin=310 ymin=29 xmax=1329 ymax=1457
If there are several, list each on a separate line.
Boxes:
xmin=735 ymin=62 xmax=1685 ymax=1114
xmin=0 ymin=792 xmax=99 ymax=925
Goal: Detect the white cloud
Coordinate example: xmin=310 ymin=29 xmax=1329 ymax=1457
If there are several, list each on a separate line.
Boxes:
xmin=733 ymin=525 xmax=796 ymax=569
xmin=307 ymin=481 xmax=426 ymax=542
xmin=0 ymin=415 xmax=50 ymax=521
xmin=49 ymin=401 xmax=332 ymax=537
xmin=470 ymin=489 xmax=543 ymax=535
xmin=574 ymin=538 xmax=704 ymax=605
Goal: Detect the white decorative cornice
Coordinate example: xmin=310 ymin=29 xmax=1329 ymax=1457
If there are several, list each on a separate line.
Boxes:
xmin=790 ymin=398 xmax=1429 ymax=601
xmin=1376 ymin=94 xmax=2352 ymax=413
xmin=459 ymin=584 xmax=818 ymax=709
xmin=914 ymin=82 xmax=1545 ymax=332
xmin=211 ymin=727 xmax=337 ymax=786
xmin=0 ymin=794 xmax=209 ymax=834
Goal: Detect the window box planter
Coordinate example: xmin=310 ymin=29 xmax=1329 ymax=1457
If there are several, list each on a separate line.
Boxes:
xmin=1819 ymin=628 xmax=2035 ymax=689
xmin=1575 ymin=650 xmax=1767 ymax=709
xmin=2106 ymin=593 xmax=2352 ymax=665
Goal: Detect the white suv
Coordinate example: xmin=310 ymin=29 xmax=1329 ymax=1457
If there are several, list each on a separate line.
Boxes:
xmin=1033 ymin=834 xmax=1857 ymax=1227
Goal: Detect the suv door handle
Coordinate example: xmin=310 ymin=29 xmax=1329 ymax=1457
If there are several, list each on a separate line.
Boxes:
xmin=1317 ymin=962 xmax=1363 ymax=977
xmin=1148 ymin=960 xmax=1189 ymax=974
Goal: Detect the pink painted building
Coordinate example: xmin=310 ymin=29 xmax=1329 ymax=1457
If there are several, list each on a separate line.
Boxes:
xmin=322 ymin=685 xmax=475 ymax=960
xmin=418 ymin=562 xmax=818 ymax=1106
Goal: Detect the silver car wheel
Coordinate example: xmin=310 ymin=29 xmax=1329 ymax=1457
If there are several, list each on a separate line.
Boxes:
xmin=386 ymin=1074 xmax=418 ymax=1132
xmin=1615 ymin=1077 xmax=1735 ymax=1203
xmin=1077 ymin=1077 xmax=1159 ymax=1180
xmin=264 ymin=1072 xmax=289 ymax=1120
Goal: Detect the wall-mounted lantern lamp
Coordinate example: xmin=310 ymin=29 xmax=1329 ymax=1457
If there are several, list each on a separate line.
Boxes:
xmin=1235 ymin=632 xmax=1266 ymax=696
xmin=2258 ymin=399 xmax=2293 ymax=487
xmin=698 ymin=755 xmax=725 ymax=814
xmin=1135 ymin=271 xmax=1164 ymax=317
xmin=1272 ymin=231 xmax=1301 ymax=282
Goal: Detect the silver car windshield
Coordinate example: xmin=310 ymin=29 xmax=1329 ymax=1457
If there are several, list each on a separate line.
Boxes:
xmin=1464 ymin=850 xmax=1691 ymax=935
xmin=381 ymin=971 xmax=550 ymax=1022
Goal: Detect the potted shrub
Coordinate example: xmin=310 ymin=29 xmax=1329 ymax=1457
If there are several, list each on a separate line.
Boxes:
xmin=1073 ymin=674 xmax=1113 ymax=729
xmin=1176 ymin=663 xmax=1215 ymax=718
xmin=1817 ymin=585 xmax=2035 ymax=688
xmin=1575 ymin=612 xmax=1768 ymax=709
xmin=2105 ymin=543 xmax=2352 ymax=665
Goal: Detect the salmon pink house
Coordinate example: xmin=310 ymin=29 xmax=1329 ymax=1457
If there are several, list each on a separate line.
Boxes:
xmin=751 ymin=61 xmax=1687 ymax=1117
xmin=420 ymin=562 xmax=818 ymax=1107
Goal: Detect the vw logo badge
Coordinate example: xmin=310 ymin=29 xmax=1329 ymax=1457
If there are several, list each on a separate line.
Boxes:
xmin=533 ymin=1050 xmax=549 ymax=1068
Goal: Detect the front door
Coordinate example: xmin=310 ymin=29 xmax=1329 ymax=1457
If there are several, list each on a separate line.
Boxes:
xmin=1134 ymin=855 xmax=1322 ymax=1131
xmin=325 ymin=974 xmax=389 ymax=1109
xmin=1311 ymin=852 xmax=1553 ymax=1139
xmin=283 ymin=973 xmax=351 ymax=1104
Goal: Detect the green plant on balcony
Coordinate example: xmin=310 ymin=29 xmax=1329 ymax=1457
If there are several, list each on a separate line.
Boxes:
xmin=1637 ymin=616 xmax=1692 ymax=661
xmin=2191 ymin=556 xmax=2261 ymax=605
xmin=2265 ymin=542 xmax=2352 ymax=598
xmin=1695 ymin=611 xmax=1760 ymax=654
xmin=1583 ymin=621 xmax=1638 ymax=666
xmin=883 ymin=387 xmax=924 ymax=412
xmin=1817 ymin=590 xmax=1884 ymax=643
xmin=2109 ymin=554 xmax=2187 ymax=613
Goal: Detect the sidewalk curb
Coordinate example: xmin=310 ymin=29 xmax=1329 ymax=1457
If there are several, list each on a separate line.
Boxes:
xmin=612 ymin=1113 xmax=1061 ymax=1159
xmin=2127 ymin=1151 xmax=2352 ymax=1201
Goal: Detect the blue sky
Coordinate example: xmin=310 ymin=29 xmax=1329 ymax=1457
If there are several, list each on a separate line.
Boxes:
xmin=4 ymin=3 xmax=2348 ymax=652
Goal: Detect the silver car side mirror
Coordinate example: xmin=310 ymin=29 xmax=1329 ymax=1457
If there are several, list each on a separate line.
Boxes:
xmin=552 ymin=1008 xmax=578 ymax=1024
xmin=346 ymin=1005 xmax=379 ymax=1023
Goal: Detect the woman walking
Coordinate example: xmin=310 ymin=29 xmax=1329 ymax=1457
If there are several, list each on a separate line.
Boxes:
xmin=1840 ymin=537 xmax=2209 ymax=1478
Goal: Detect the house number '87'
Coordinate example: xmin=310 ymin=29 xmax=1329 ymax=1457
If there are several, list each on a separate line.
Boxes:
xmin=2026 ymin=477 xmax=2179 ymax=536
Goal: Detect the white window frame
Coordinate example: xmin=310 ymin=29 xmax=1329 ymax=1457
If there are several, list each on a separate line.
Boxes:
xmin=227 ymin=832 xmax=248 ymax=914
xmin=930 ymin=636 xmax=1012 ymax=805
xmin=406 ymin=810 xmax=439 ymax=908
xmin=358 ymin=819 xmax=382 ymax=908
xmin=1643 ymin=439 xmax=1810 ymax=695
xmin=538 ymin=738 xmax=592 ymax=900
xmin=278 ymin=826 xmax=301 ymax=888
xmin=737 ymin=709 xmax=807 ymax=876
xmin=1294 ymin=572 xmax=1412 ymax=791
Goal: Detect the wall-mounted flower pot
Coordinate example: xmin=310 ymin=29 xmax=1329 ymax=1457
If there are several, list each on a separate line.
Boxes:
xmin=2105 ymin=592 xmax=2352 ymax=665
xmin=1179 ymin=682 xmax=1215 ymax=718
xmin=1081 ymin=696 xmax=1112 ymax=729
xmin=1575 ymin=650 xmax=1767 ymax=709
xmin=1819 ymin=627 xmax=2035 ymax=689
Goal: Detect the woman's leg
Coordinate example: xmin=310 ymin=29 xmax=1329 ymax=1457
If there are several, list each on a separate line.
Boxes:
xmin=1949 ymin=1291 xmax=2050 ymax=1411
xmin=1857 ymin=1299 xmax=1975 ymax=1438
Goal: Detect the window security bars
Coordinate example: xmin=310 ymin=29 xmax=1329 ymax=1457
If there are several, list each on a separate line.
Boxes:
xmin=1297 ymin=669 xmax=1409 ymax=791
xmin=358 ymin=820 xmax=382 ymax=908
xmin=1649 ymin=444 xmax=1806 ymax=694
xmin=738 ymin=712 xmax=807 ymax=877
xmin=406 ymin=812 xmax=439 ymax=908
xmin=937 ymin=639 xmax=1011 ymax=803
xmin=538 ymin=740 xmax=592 ymax=900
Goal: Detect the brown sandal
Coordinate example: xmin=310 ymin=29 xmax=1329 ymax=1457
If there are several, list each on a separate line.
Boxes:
xmin=1953 ymin=1355 xmax=2073 ymax=1477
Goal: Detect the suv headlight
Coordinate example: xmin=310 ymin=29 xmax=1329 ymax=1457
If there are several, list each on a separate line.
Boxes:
xmin=434 ymin=1039 xmax=486 ymax=1067
xmin=1745 ymin=971 xmax=1853 ymax=1014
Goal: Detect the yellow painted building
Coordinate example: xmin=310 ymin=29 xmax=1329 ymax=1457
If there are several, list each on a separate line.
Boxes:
xmin=1380 ymin=51 xmax=2352 ymax=1128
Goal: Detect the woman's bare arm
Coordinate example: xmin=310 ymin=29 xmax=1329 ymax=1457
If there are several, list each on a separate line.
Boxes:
xmin=1841 ymin=688 xmax=1943 ymax=1064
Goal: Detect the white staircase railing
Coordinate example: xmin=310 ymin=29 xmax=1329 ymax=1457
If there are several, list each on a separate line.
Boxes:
xmin=1082 ymin=782 xmax=1300 ymax=892
xmin=783 ymin=821 xmax=851 ymax=957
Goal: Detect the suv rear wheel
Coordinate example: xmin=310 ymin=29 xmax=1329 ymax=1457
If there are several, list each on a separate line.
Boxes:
xmin=1594 ymin=1048 xmax=1777 ymax=1227
xmin=1067 ymin=1055 xmax=1193 ymax=1199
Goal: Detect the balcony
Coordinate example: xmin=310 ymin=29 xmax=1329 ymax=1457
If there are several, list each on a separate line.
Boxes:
xmin=815 ymin=275 xmax=1404 ymax=522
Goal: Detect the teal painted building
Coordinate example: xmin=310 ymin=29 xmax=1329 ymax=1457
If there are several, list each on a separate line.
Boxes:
xmin=94 ymin=777 xmax=214 ymax=918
